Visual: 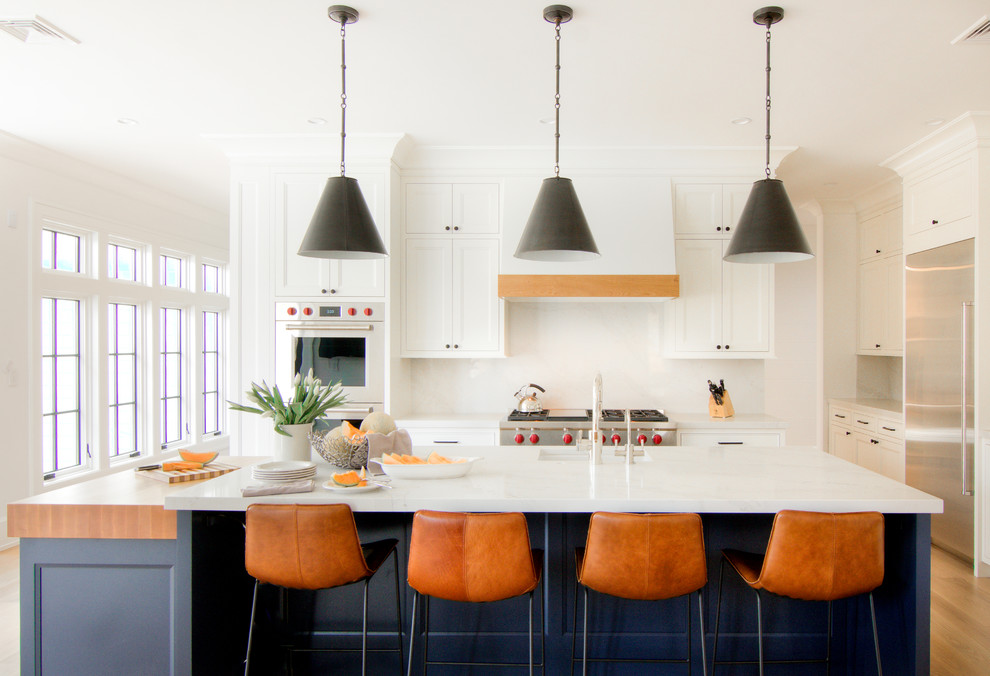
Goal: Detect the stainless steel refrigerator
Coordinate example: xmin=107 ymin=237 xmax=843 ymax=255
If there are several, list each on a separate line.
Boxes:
xmin=905 ymin=238 xmax=975 ymax=562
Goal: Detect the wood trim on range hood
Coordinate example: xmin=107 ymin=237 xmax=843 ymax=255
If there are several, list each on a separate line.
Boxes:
xmin=497 ymin=275 xmax=679 ymax=299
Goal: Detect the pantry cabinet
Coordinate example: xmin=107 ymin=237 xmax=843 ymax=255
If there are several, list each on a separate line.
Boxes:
xmin=857 ymin=206 xmax=903 ymax=355
xmin=402 ymin=237 xmax=502 ymax=356
xmin=401 ymin=179 xmax=504 ymax=358
xmin=666 ymin=238 xmax=772 ymax=357
xmin=903 ymin=156 xmax=974 ymax=245
xmin=827 ymin=400 xmax=904 ymax=482
xmin=273 ymin=172 xmax=386 ymax=298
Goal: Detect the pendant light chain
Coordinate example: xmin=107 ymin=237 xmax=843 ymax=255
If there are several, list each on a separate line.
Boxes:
xmin=553 ymin=17 xmax=561 ymax=178
xmin=764 ymin=19 xmax=772 ymax=179
xmin=339 ymin=20 xmax=348 ymax=176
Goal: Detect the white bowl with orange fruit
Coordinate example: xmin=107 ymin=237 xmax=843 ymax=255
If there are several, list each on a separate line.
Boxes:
xmin=374 ymin=451 xmax=481 ymax=480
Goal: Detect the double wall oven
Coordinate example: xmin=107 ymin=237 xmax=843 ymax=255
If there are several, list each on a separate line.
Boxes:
xmin=275 ymin=301 xmax=385 ymax=425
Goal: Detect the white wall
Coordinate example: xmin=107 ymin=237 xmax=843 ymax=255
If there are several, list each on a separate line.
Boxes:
xmin=0 ymin=133 xmax=226 ymax=548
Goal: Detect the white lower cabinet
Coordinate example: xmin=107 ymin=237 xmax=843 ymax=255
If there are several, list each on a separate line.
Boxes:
xmin=666 ymin=239 xmax=772 ymax=357
xmin=404 ymin=427 xmax=498 ymax=446
xmin=827 ymin=402 xmax=904 ymax=482
xmin=402 ymin=237 xmax=502 ymax=357
xmin=677 ymin=430 xmax=783 ymax=447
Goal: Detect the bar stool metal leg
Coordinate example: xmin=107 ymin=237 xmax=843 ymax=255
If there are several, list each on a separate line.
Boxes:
xmin=582 ymin=586 xmax=589 ymax=675
xmin=422 ymin=595 xmax=430 ymax=674
xmin=826 ymin=600 xmax=833 ymax=676
xmin=697 ymin=590 xmax=708 ymax=676
xmin=712 ymin=556 xmax=725 ymax=675
xmin=755 ymin=589 xmax=765 ymax=676
xmin=244 ymin=579 xmax=260 ymax=676
xmin=393 ymin=550 xmax=404 ymax=671
xmin=869 ymin=592 xmax=883 ymax=676
xmin=528 ymin=591 xmax=534 ymax=676
xmin=406 ymin=591 xmax=417 ymax=676
xmin=361 ymin=577 xmax=370 ymax=675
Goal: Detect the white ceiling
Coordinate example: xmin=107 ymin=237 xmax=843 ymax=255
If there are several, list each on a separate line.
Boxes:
xmin=3 ymin=0 xmax=990 ymax=216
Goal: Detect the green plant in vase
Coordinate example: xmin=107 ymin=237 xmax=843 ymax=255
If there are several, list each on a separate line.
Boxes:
xmin=228 ymin=370 xmax=347 ymax=435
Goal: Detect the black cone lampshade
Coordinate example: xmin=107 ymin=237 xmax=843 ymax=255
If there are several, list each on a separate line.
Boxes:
xmin=723 ymin=178 xmax=813 ymax=264
xmin=515 ymin=177 xmax=599 ymax=261
xmin=298 ymin=176 xmax=387 ymax=259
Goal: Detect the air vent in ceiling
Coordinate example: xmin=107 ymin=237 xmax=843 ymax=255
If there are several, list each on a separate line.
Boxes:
xmin=952 ymin=16 xmax=990 ymax=45
xmin=0 ymin=15 xmax=78 ymax=44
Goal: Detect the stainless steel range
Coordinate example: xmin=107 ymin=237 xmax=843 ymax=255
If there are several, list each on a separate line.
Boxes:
xmin=498 ymin=409 xmax=676 ymax=447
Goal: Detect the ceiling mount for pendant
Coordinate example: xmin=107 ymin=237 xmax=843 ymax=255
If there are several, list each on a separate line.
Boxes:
xmin=543 ymin=5 xmax=573 ymax=23
xmin=328 ymin=5 xmax=358 ymax=24
xmin=752 ymin=6 xmax=783 ymax=26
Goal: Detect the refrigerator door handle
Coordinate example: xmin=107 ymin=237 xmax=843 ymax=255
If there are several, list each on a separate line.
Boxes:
xmin=961 ymin=301 xmax=974 ymax=497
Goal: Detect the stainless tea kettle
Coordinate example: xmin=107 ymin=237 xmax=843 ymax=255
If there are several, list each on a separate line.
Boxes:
xmin=514 ymin=384 xmax=546 ymax=412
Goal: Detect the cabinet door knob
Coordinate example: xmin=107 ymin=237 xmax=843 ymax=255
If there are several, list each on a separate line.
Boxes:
xmin=845 ymin=431 xmax=851 ymax=436
xmin=445 ymin=344 xmax=450 ymax=349
xmin=716 ymin=226 xmax=722 ymax=231
xmin=330 ymin=289 xmax=336 ymax=294
xmin=724 ymin=344 xmax=730 ymax=350
xmin=445 ymin=226 xmax=451 ymax=231
xmin=453 ymin=344 xmax=459 ymax=349
xmin=453 ymin=226 xmax=459 ymax=231
xmin=716 ymin=345 xmax=722 ymax=350
xmin=725 ymin=226 xmax=731 ymax=232
xmin=875 ymin=344 xmax=880 ymax=348
xmin=876 ymin=249 xmax=881 ymax=254
xmin=932 ymin=219 xmax=938 ymax=225
xmin=321 ymin=289 xmax=328 ymax=294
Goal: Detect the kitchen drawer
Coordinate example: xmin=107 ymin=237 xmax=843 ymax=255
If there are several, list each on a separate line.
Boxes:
xmin=405 ymin=427 xmax=497 ymax=447
xmin=876 ymin=416 xmax=904 ymax=442
xmin=848 ymin=412 xmax=877 ymax=434
xmin=678 ymin=431 xmax=782 ymax=447
xmin=829 ymin=406 xmax=855 ymax=428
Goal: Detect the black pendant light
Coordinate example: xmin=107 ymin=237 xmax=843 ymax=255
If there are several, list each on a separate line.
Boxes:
xmin=514 ymin=5 xmax=599 ymax=262
xmin=723 ymin=6 xmax=813 ymax=264
xmin=298 ymin=5 xmax=387 ymax=260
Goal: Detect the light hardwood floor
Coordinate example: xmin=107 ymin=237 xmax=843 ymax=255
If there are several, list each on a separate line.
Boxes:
xmin=0 ymin=544 xmax=986 ymax=674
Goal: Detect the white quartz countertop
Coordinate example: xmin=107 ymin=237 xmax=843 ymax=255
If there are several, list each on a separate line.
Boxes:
xmin=164 ymin=446 xmax=941 ymax=514
xmin=666 ymin=413 xmax=788 ymax=429
xmin=829 ymin=398 xmax=903 ymax=417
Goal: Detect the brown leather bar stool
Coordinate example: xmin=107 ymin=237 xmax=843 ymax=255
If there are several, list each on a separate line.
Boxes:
xmin=572 ymin=512 xmax=708 ymax=675
xmin=243 ymin=503 xmax=403 ymax=675
xmin=712 ymin=510 xmax=885 ymax=675
xmin=405 ymin=510 xmax=544 ymax=675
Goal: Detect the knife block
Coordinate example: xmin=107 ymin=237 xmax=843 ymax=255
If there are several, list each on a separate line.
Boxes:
xmin=708 ymin=391 xmax=734 ymax=418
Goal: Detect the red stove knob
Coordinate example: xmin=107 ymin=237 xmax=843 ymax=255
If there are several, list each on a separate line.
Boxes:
xmin=514 ymin=433 xmax=524 ymax=444
xmin=363 ymin=307 xmax=373 ymax=316
xmin=562 ymin=433 xmax=573 ymax=445
xmin=529 ymin=433 xmax=540 ymax=444
xmin=611 ymin=434 xmax=621 ymax=445
xmin=602 ymin=434 xmax=607 ymax=444
xmin=302 ymin=307 xmax=313 ymax=316
xmin=347 ymin=307 xmax=357 ymax=316
xmin=652 ymin=434 xmax=663 ymax=445
xmin=286 ymin=307 xmax=297 ymax=316
xmin=637 ymin=434 xmax=647 ymax=445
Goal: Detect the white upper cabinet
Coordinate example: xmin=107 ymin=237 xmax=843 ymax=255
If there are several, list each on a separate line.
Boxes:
xmin=857 ymin=206 xmax=903 ymax=356
xmin=402 ymin=238 xmax=502 ymax=356
xmin=667 ymin=238 xmax=772 ymax=357
xmin=672 ymin=182 xmax=752 ymax=238
xmin=904 ymin=156 xmax=974 ymax=243
xmin=405 ymin=182 xmax=499 ymax=235
xmin=273 ymin=171 xmax=386 ymax=298
xmin=401 ymin=178 xmax=503 ymax=358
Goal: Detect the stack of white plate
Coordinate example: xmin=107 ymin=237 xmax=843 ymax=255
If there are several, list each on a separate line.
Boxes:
xmin=251 ymin=460 xmax=317 ymax=482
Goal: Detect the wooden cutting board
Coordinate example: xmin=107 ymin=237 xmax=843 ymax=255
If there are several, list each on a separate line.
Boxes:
xmin=136 ymin=462 xmax=240 ymax=484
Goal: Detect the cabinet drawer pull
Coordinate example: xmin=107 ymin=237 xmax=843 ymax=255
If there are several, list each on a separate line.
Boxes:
xmin=856 ymin=420 xmax=869 ymax=425
xmin=834 ymin=414 xmax=846 ymax=419
xmin=881 ymin=426 xmax=896 ymax=432
xmin=717 ymin=441 xmax=744 ymax=445
xmin=433 ymin=440 xmax=459 ymax=444
xmin=870 ymin=439 xmax=880 ymax=444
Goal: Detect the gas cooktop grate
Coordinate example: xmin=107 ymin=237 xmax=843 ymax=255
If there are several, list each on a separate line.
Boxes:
xmin=600 ymin=409 xmax=669 ymax=422
xmin=507 ymin=410 xmax=549 ymax=421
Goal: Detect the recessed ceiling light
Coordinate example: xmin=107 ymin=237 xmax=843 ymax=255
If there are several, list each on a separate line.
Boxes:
xmin=731 ymin=117 xmax=752 ymax=125
xmin=116 ymin=118 xmax=139 ymax=126
xmin=307 ymin=117 xmax=327 ymax=125
xmin=924 ymin=117 xmax=945 ymax=127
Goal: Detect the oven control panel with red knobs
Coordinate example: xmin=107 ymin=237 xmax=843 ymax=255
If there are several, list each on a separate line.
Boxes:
xmin=276 ymin=301 xmax=384 ymax=321
xmin=498 ymin=408 xmax=676 ymax=447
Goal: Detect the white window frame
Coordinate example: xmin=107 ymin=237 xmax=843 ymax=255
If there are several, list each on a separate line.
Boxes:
xmin=29 ymin=203 xmax=230 ymax=491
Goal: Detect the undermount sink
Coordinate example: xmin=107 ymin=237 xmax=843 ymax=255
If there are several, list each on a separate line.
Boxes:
xmin=536 ymin=447 xmax=652 ymax=462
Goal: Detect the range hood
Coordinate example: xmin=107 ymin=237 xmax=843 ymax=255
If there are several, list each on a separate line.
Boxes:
xmin=497 ymin=274 xmax=679 ymax=300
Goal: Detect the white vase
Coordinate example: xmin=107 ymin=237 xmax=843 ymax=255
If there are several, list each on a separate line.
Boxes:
xmin=277 ymin=423 xmax=314 ymax=462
